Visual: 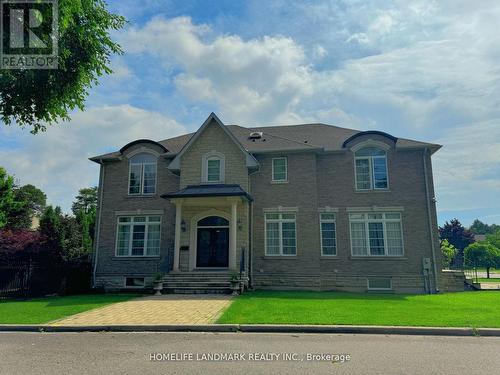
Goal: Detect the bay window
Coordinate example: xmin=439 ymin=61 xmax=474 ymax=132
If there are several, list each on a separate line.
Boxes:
xmin=349 ymin=212 xmax=403 ymax=256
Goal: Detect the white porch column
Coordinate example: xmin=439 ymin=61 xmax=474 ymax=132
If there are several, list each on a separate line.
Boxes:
xmin=229 ymin=201 xmax=238 ymax=270
xmin=173 ymin=201 xmax=182 ymax=272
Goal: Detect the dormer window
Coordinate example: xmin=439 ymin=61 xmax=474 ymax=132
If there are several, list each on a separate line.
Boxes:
xmin=128 ymin=153 xmax=157 ymax=195
xmin=202 ymin=152 xmax=225 ymax=183
xmin=354 ymin=147 xmax=388 ymax=190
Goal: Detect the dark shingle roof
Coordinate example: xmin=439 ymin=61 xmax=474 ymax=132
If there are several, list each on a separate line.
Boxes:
xmin=161 ymin=184 xmax=253 ymax=201
xmin=90 ymin=122 xmax=441 ymax=162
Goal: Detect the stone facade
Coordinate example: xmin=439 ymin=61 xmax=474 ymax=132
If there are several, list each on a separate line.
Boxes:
xmin=92 ymin=115 xmax=464 ymax=293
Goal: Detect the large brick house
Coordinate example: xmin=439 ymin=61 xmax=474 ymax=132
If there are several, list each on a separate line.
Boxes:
xmin=90 ymin=113 xmax=464 ymax=294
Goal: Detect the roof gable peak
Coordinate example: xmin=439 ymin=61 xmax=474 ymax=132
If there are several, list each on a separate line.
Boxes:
xmin=168 ymin=113 xmax=258 ymax=170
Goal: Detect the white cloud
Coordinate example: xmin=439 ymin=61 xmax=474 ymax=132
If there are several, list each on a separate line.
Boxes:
xmin=121 ymin=17 xmax=313 ymax=124
xmin=0 ymin=105 xmax=186 ymax=212
xmin=433 ymin=120 xmax=500 ymax=211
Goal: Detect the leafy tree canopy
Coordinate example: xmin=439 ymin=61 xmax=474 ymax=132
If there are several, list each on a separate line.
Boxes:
xmin=0 ymin=167 xmax=17 ymax=228
xmin=0 ymin=0 xmax=126 ymax=133
xmin=72 ymin=187 xmax=97 ymax=216
xmin=7 ymin=184 xmax=47 ymax=229
xmin=439 ymin=219 xmax=475 ymax=251
xmin=469 ymin=219 xmax=500 ymax=235
xmin=486 ymin=230 xmax=500 ymax=251
xmin=440 ymin=239 xmax=457 ymax=268
xmin=464 ymin=242 xmax=500 ymax=278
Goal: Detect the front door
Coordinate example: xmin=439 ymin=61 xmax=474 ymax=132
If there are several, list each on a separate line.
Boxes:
xmin=196 ymin=227 xmax=229 ymax=267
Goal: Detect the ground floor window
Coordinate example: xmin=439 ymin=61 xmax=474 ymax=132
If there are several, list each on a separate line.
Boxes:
xmin=125 ymin=277 xmax=145 ymax=288
xmin=349 ymin=212 xmax=403 ymax=256
xmin=116 ymin=216 xmax=161 ymax=257
xmin=265 ymin=212 xmax=297 ymax=256
xmin=367 ymin=277 xmax=392 ymax=290
xmin=320 ymin=213 xmax=337 ymax=255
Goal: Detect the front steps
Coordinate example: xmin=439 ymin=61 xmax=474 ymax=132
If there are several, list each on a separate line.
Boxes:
xmin=163 ymin=271 xmax=232 ymax=294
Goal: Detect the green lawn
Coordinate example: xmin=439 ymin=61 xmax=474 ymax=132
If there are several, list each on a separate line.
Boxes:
xmin=0 ymin=294 xmax=141 ymax=324
xmin=218 ymin=290 xmax=500 ymax=328
xmin=478 ymin=278 xmax=500 ymax=283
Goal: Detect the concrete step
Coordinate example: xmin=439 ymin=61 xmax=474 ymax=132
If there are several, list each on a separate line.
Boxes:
xmin=162 ymin=272 xmax=237 ymax=294
xmin=164 ymin=282 xmax=231 ymax=288
xmin=163 ymin=287 xmax=231 ymax=294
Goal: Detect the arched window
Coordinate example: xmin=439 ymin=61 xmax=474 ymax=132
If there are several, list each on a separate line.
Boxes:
xmin=128 ymin=153 xmax=157 ymax=195
xmin=354 ymin=147 xmax=388 ymax=190
xmin=202 ymin=152 xmax=225 ymax=183
xmin=197 ymin=216 xmax=229 ymax=227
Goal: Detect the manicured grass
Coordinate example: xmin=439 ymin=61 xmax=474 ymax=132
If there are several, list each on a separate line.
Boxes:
xmin=217 ymin=290 xmax=500 ymax=328
xmin=478 ymin=278 xmax=500 ymax=283
xmin=0 ymin=294 xmax=141 ymax=324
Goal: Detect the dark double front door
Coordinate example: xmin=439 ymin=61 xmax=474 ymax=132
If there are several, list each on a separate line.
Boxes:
xmin=196 ymin=227 xmax=229 ymax=267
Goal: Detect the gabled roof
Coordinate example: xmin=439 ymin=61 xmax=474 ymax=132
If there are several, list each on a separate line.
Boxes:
xmin=167 ymin=113 xmax=259 ymax=170
xmin=90 ymin=115 xmax=442 ymax=163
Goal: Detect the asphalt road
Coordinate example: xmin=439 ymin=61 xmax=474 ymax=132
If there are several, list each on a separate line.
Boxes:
xmin=0 ymin=332 xmax=499 ymax=375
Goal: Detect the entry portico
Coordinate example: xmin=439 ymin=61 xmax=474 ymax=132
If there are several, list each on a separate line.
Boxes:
xmin=162 ymin=184 xmax=252 ymax=272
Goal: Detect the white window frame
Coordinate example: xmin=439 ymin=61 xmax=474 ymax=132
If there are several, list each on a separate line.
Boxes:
xmin=202 ymin=151 xmax=225 ymax=183
xmin=272 ymin=157 xmax=288 ymax=183
xmin=349 ymin=212 xmax=404 ymax=257
xmin=264 ymin=212 xmax=297 ymax=256
xmin=115 ymin=216 xmax=162 ymax=257
xmin=319 ymin=213 xmax=337 ymax=256
xmin=128 ymin=160 xmax=157 ymax=196
xmin=367 ymin=277 xmax=392 ymax=290
xmin=354 ymin=147 xmax=389 ymax=191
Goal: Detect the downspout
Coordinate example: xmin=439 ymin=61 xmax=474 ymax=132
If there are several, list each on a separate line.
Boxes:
xmin=248 ymin=199 xmax=253 ymax=289
xmin=92 ymin=159 xmax=105 ymax=288
xmin=423 ymin=148 xmax=439 ymax=293
xmin=248 ymin=163 xmax=260 ymax=290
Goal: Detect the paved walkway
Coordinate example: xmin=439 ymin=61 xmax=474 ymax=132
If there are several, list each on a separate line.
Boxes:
xmin=49 ymin=294 xmax=233 ymax=326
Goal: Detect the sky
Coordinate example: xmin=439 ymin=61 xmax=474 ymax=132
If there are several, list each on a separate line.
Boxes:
xmin=1 ymin=0 xmax=499 ymax=226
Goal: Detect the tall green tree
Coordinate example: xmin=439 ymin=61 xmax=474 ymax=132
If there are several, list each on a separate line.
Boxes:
xmin=464 ymin=242 xmax=500 ymax=278
xmin=0 ymin=0 xmax=126 ymax=133
xmin=71 ymin=187 xmax=98 ymax=216
xmin=0 ymin=167 xmax=17 ymax=228
xmin=470 ymin=219 xmax=500 ymax=235
xmin=439 ymin=219 xmax=475 ymax=267
xmin=440 ymin=239 xmax=458 ymax=268
xmin=39 ymin=205 xmax=64 ymax=258
xmin=6 ymin=184 xmax=47 ymax=229
xmin=72 ymin=187 xmax=97 ymax=254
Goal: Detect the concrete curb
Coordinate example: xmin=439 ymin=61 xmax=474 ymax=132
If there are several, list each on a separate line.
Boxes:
xmin=1 ymin=324 xmax=500 ymax=336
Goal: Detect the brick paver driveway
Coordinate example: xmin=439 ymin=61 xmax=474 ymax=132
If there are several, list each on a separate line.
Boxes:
xmin=49 ymin=294 xmax=233 ymax=326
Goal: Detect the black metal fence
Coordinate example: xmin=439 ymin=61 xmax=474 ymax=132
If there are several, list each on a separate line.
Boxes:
xmin=0 ymin=260 xmax=91 ymax=300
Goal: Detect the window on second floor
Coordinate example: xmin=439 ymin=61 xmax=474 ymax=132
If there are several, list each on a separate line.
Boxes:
xmin=128 ymin=153 xmax=157 ymax=195
xmin=354 ymin=147 xmax=388 ymax=190
xmin=272 ymin=157 xmax=288 ymax=182
xmin=202 ymin=152 xmax=225 ymax=183
xmin=207 ymin=158 xmax=221 ymax=182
